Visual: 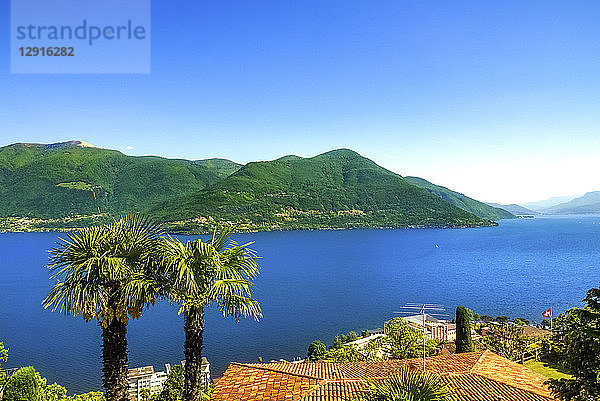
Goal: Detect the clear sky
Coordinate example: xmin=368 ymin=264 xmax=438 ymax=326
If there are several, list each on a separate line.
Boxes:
xmin=1 ymin=1 xmax=600 ymax=204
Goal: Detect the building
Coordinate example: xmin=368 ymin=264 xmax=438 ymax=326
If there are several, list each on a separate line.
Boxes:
xmin=361 ymin=327 xmax=384 ymax=337
xmin=397 ymin=314 xmax=457 ymax=342
xmin=127 ymin=358 xmax=211 ymax=401
xmin=211 ymin=350 xmax=556 ymax=400
xmin=128 ymin=365 xmax=169 ymax=401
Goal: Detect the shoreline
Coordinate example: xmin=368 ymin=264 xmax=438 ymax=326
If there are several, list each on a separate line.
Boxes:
xmin=0 ymin=220 xmax=499 ymax=234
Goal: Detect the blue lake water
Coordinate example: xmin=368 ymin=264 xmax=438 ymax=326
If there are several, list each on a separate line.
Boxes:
xmin=1 ymin=215 xmax=600 ymax=394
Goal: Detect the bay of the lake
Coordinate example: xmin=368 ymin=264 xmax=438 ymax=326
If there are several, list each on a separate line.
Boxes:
xmin=1 ymin=215 xmax=599 ymax=394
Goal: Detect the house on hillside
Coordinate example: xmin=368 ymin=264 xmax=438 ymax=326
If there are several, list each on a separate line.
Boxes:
xmin=397 ymin=314 xmax=457 ymax=342
xmin=210 ymin=350 xmax=556 ymax=401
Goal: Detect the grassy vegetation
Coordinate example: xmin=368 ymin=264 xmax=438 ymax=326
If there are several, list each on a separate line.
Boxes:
xmin=524 ymin=360 xmax=573 ymax=380
xmin=56 ymin=181 xmax=95 ymax=191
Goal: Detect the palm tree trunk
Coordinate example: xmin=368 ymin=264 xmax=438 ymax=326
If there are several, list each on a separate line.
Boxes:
xmin=184 ymin=306 xmax=205 ymax=401
xmin=102 ymin=318 xmax=129 ymax=401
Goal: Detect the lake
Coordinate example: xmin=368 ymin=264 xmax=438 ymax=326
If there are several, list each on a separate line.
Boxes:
xmin=1 ymin=215 xmax=599 ymax=394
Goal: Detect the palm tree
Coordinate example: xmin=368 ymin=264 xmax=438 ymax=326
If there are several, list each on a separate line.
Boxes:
xmin=360 ymin=366 xmax=453 ymax=401
xmin=43 ymin=215 xmax=165 ymax=401
xmin=161 ymin=226 xmax=261 ymax=401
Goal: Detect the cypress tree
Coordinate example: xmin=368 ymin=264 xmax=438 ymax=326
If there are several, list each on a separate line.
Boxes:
xmin=455 ymin=306 xmax=474 ymax=353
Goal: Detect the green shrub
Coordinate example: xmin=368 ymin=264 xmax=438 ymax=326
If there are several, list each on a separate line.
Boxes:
xmin=3 ymin=366 xmax=46 ymax=401
xmin=307 ymin=340 xmax=328 ymax=361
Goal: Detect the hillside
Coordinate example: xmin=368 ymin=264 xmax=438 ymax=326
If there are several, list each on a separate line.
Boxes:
xmin=404 ymin=177 xmax=515 ymax=220
xmin=485 ymin=202 xmax=536 ymax=216
xmin=151 ymin=149 xmax=496 ymax=231
xmin=0 ymin=141 xmax=241 ymax=218
xmin=543 ymin=191 xmax=600 ymax=214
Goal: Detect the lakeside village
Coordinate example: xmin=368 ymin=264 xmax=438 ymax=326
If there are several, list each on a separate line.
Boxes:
xmin=1 ymin=308 xmax=568 ymax=401
xmin=126 ymin=310 xmax=559 ymax=401
xmin=0 ymin=221 xmax=597 ymax=401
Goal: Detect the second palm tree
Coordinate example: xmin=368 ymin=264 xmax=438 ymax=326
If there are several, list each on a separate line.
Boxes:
xmin=162 ymin=226 xmax=261 ymax=401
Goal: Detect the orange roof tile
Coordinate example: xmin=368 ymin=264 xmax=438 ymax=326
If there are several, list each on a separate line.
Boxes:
xmin=445 ymin=373 xmax=552 ymax=401
xmin=211 ymin=351 xmax=557 ymax=401
xmin=471 ymin=350 xmax=553 ymax=398
xmin=210 ymin=363 xmax=322 ymax=401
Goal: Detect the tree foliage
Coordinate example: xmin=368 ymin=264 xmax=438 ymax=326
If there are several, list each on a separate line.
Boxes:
xmin=325 ymin=345 xmax=364 ymax=363
xmin=2 ymin=366 xmax=46 ymax=401
xmin=549 ymin=285 xmax=600 ymax=400
xmin=455 ymin=306 xmax=474 ymax=353
xmin=0 ymin=364 xmax=104 ymax=401
xmin=0 ymin=341 xmax=8 ymax=387
xmin=332 ymin=331 xmax=360 ymax=349
xmin=307 ymin=340 xmax=328 ymax=361
xmin=513 ymin=317 xmax=529 ymax=326
xmin=478 ymin=324 xmax=535 ymax=360
xmin=66 ymin=392 xmax=106 ymax=401
xmin=155 ymin=365 xmax=185 ymax=401
xmin=161 ymin=226 xmax=261 ymax=319
xmin=367 ymin=318 xmax=438 ymax=360
xmin=44 ymin=383 xmax=68 ymax=401
xmin=360 ymin=367 xmax=453 ymax=401
xmin=42 ymin=215 xmax=165 ymax=326
xmin=480 ymin=315 xmax=493 ymax=323
xmin=0 ymin=342 xmax=8 ymax=368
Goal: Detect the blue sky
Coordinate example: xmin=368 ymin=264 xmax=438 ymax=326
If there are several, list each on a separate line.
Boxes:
xmin=1 ymin=1 xmax=600 ymax=203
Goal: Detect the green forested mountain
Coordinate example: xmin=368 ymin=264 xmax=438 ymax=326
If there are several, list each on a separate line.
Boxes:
xmin=0 ymin=141 xmax=241 ymax=218
xmin=151 ymin=149 xmax=496 ymax=231
xmin=404 ymin=177 xmax=515 ymax=220
xmin=0 ymin=142 xmax=504 ymax=231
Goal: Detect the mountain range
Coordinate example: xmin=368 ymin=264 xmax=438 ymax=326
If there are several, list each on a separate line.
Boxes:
xmin=0 ymin=141 xmax=514 ymax=232
xmin=540 ymin=192 xmax=600 ymax=214
xmin=485 ymin=203 xmax=538 ymax=216
xmin=521 ymin=196 xmax=578 ymax=212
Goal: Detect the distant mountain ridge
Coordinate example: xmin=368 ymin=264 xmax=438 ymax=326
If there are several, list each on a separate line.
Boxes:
xmin=0 ymin=141 xmax=509 ymax=231
xmin=9 ymin=140 xmax=98 ymax=149
xmin=522 ymin=195 xmax=578 ymax=212
xmin=485 ymin=203 xmax=537 ymax=216
xmin=542 ymin=191 xmax=600 ymax=214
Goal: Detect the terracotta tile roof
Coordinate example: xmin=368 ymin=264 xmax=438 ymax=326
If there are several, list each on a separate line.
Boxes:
xmin=210 ymin=363 xmax=322 ymax=401
xmin=471 ymin=351 xmax=553 ymax=398
xmin=445 ymin=373 xmax=552 ymax=401
xmin=211 ymin=351 xmax=556 ymax=401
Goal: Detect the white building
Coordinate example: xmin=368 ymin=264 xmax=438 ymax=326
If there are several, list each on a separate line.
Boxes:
xmin=128 ymin=365 xmax=168 ymax=401
xmin=393 ymin=314 xmax=457 ymax=342
xmin=127 ymin=359 xmax=210 ymax=401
